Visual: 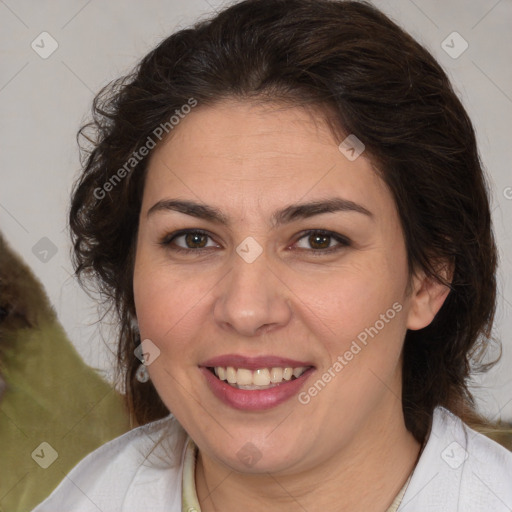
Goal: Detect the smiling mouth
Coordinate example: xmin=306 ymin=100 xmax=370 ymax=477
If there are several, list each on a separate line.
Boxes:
xmin=207 ymin=366 xmax=312 ymax=390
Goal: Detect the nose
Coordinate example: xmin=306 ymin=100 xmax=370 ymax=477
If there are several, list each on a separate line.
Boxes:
xmin=213 ymin=248 xmax=292 ymax=337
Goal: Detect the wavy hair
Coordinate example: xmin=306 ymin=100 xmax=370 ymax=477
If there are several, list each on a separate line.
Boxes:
xmin=69 ymin=0 xmax=498 ymax=442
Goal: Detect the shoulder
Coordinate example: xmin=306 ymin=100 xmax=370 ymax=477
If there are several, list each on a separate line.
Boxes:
xmin=31 ymin=414 xmax=188 ymax=512
xmin=400 ymin=406 xmax=512 ymax=512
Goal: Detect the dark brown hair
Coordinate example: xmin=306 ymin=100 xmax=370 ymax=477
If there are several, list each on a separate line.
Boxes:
xmin=70 ymin=0 xmax=498 ymax=442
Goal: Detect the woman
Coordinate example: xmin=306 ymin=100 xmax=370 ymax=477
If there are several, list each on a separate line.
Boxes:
xmin=32 ymin=0 xmax=512 ymax=510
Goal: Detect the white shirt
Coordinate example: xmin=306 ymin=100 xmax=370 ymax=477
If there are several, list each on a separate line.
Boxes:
xmin=31 ymin=406 xmax=512 ymax=512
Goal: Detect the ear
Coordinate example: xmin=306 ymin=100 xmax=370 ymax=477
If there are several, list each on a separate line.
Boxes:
xmin=406 ymin=261 xmax=453 ymax=331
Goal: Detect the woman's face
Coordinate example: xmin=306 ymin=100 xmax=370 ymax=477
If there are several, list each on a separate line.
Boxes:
xmin=133 ymin=99 xmax=430 ymax=475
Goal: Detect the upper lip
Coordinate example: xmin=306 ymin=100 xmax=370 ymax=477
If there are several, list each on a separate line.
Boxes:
xmin=200 ymin=354 xmax=314 ymax=370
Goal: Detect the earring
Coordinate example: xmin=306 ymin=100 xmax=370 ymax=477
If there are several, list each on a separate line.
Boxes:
xmin=130 ymin=313 xmax=139 ymax=332
xmin=131 ymin=314 xmax=149 ymax=383
xmin=136 ymin=363 xmax=150 ymax=383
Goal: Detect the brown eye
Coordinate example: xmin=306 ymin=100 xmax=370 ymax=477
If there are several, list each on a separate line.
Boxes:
xmin=308 ymin=233 xmax=331 ymax=249
xmin=160 ymin=230 xmax=218 ymax=252
xmin=293 ymin=230 xmax=350 ymax=254
xmin=183 ymin=232 xmax=208 ymax=249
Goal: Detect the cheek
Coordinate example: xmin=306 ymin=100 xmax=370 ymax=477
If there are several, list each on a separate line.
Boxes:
xmin=302 ymin=255 xmax=409 ymax=396
xmin=302 ymin=259 xmax=406 ymax=339
xmin=133 ymin=252 xmax=215 ymax=357
xmin=305 ymin=271 xmax=407 ymax=397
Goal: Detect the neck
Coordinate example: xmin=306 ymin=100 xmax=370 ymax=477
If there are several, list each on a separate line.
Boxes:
xmin=195 ymin=401 xmax=421 ymax=512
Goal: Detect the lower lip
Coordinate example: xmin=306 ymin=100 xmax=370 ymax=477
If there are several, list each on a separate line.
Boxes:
xmin=200 ymin=367 xmax=314 ymax=411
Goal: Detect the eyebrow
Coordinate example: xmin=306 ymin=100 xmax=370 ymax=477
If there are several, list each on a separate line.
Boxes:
xmin=146 ymin=197 xmax=374 ymax=227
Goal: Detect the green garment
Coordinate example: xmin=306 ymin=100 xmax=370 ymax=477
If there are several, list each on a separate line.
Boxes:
xmin=0 ymin=235 xmax=131 ymax=512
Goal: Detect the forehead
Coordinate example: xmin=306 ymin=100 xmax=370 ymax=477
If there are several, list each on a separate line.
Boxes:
xmin=142 ymin=99 xmax=392 ymax=220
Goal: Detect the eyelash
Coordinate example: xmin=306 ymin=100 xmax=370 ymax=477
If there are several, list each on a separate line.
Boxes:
xmin=159 ymin=229 xmax=351 ymax=256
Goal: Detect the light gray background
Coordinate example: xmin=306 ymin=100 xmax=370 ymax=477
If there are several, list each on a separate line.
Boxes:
xmin=1 ymin=0 xmax=511 ymax=420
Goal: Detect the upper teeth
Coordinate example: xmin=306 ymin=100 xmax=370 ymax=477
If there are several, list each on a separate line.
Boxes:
xmin=214 ymin=366 xmax=307 ymax=388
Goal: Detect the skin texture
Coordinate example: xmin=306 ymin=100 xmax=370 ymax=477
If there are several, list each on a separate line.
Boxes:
xmin=133 ymin=100 xmax=451 ymax=511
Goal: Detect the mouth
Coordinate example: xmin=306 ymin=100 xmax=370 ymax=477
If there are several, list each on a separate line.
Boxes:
xmin=206 ymin=365 xmax=311 ymax=390
xmin=199 ymin=355 xmax=315 ymax=410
